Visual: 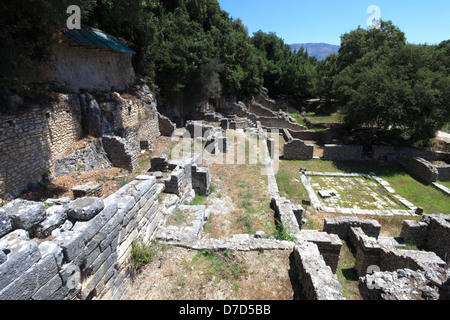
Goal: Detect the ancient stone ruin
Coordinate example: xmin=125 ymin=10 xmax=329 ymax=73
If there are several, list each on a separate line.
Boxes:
xmin=0 ymin=86 xmax=449 ymax=301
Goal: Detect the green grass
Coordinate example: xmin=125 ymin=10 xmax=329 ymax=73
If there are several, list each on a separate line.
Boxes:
xmin=304 ymin=112 xmax=341 ymax=123
xmin=276 ymin=169 xmax=310 ymax=204
xmin=130 ymin=241 xmax=159 ymax=270
xmin=278 ymin=159 xmax=449 ymax=215
xmin=288 ymin=113 xmax=308 ymax=127
xmin=191 ymin=250 xmax=247 ymax=281
xmin=440 ymin=122 xmax=450 ymax=133
xmin=437 ymin=180 xmax=450 ymax=189
xmin=336 ymin=241 xmax=362 ymax=300
xmin=188 ymin=195 xmax=206 ymax=206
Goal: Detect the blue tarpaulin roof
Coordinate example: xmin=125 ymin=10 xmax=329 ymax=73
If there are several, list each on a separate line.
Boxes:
xmin=63 ymin=28 xmax=136 ymax=54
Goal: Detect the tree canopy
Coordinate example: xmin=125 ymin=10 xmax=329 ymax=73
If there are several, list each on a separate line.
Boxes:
xmin=332 ymin=21 xmax=449 ymax=144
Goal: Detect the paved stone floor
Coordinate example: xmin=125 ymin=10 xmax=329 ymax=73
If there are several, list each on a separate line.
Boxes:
xmin=310 ymin=176 xmax=402 ymax=210
xmin=302 ymin=172 xmax=418 ymax=216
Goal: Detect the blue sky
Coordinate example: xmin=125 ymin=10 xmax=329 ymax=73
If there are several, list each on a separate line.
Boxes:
xmin=217 ymin=0 xmax=450 ymax=46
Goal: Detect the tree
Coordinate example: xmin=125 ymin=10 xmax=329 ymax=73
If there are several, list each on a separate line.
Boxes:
xmin=314 ymin=53 xmax=338 ymax=100
xmin=337 ymin=20 xmax=406 ymax=71
xmin=0 ymin=0 xmax=97 ymax=94
xmin=334 ymin=43 xmax=450 ymax=144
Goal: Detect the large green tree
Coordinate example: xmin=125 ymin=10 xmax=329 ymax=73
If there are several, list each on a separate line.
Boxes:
xmin=334 ymin=41 xmax=450 ymax=144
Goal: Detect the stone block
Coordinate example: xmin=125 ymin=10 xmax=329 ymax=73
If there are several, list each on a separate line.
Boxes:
xmin=2 ymin=199 xmax=46 ymax=232
xmin=67 ymin=197 xmax=105 ymax=221
xmin=33 ymin=205 xmax=67 ymax=238
xmin=54 ymin=231 xmax=85 ymax=263
xmin=0 ymin=208 xmax=12 ymax=238
xmin=406 ymin=157 xmax=439 ymax=183
xmin=0 ymin=239 xmax=41 ymax=290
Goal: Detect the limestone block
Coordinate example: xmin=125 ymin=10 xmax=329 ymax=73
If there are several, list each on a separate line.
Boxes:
xmin=34 ymin=205 xmax=67 ymax=238
xmin=0 ymin=239 xmax=41 ymax=291
xmin=0 ymin=208 xmax=12 ymax=238
xmin=54 ymin=231 xmax=85 ymax=263
xmin=67 ymin=197 xmax=105 ymax=221
xmin=2 ymin=199 xmax=46 ymax=232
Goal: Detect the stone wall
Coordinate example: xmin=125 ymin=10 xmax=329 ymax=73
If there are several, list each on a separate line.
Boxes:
xmin=0 ymin=95 xmax=83 ymax=198
xmin=293 ymin=242 xmax=345 ymax=300
xmin=0 ymin=175 xmax=165 ymax=300
xmin=400 ymin=220 xmax=429 ymax=248
xmin=299 ymin=230 xmax=342 ymax=273
xmin=323 ymin=144 xmax=363 ymax=161
xmin=349 ymin=227 xmax=382 ymax=276
xmin=372 ymin=145 xmax=450 ymax=163
xmin=102 ymin=135 xmax=139 ymax=171
xmin=436 ymin=165 xmax=450 ymax=181
xmin=400 ymin=214 xmax=450 ymax=263
xmin=324 ymin=216 xmax=382 ymax=240
xmin=46 ymin=37 xmax=135 ymax=93
xmin=163 ymin=155 xmax=205 ymax=199
xmin=423 ymin=214 xmax=450 ymax=263
xmin=248 ymin=100 xmax=276 ymax=117
xmin=0 ymin=84 xmax=160 ymax=199
xmin=349 ymin=226 xmax=446 ymax=277
xmin=54 ymin=138 xmax=112 ymax=177
xmin=406 ymin=157 xmax=439 ymax=183
xmin=283 ymin=139 xmax=314 ymax=160
xmin=191 ymin=165 xmax=210 ymax=196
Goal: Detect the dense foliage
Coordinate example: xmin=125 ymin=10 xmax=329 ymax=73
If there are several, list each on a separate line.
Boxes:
xmin=331 ymin=21 xmax=450 ymax=144
xmin=1 ymin=2 xmax=448 ymax=144
xmin=1 ymin=0 xmax=318 ymax=105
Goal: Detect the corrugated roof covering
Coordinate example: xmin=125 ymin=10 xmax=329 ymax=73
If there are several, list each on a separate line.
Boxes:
xmin=63 ymin=28 xmax=136 ymax=54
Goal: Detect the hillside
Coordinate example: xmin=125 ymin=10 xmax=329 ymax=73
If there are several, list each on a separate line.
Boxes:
xmin=290 ymin=43 xmax=340 ymax=60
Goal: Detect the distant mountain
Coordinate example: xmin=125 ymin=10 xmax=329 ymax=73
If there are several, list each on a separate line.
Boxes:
xmin=290 ymin=43 xmax=340 ymax=61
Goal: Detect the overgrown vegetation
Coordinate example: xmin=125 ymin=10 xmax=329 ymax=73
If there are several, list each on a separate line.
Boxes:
xmin=190 ymin=249 xmax=247 ymax=281
xmin=278 ymin=159 xmax=449 ymax=215
xmin=130 ymin=240 xmax=159 ymax=270
xmin=3 ymin=2 xmax=448 ymax=147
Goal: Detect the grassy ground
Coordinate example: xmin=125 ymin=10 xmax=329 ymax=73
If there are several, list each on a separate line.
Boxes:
xmin=437 ymin=180 xmax=450 ymax=189
xmin=336 ymin=240 xmax=362 ymax=300
xmin=202 ymin=131 xmax=275 ymax=238
xmin=304 ymin=112 xmax=341 ymax=123
xmin=277 ymin=159 xmax=449 ymax=215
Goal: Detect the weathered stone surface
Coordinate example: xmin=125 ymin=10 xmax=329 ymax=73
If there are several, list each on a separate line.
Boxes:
xmin=0 ymin=208 xmax=13 ymax=238
xmin=294 ymin=242 xmax=345 ymax=300
xmin=53 ymin=230 xmax=85 ymax=263
xmin=323 ymin=144 xmax=363 ymax=161
xmin=0 ymin=238 xmax=41 ymax=292
xmin=66 ymin=197 xmax=105 ymax=221
xmin=359 ymin=268 xmax=450 ymax=300
xmin=406 ymin=157 xmax=439 ymax=183
xmin=283 ymin=139 xmax=314 ymax=160
xmin=33 ymin=205 xmax=67 ymax=238
xmin=2 ymin=199 xmax=46 ymax=232
xmin=324 ymin=216 xmax=382 ymax=239
xmin=54 ymin=139 xmax=112 ymax=177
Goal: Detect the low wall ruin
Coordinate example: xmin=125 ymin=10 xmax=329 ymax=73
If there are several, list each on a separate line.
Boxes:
xmin=406 ymin=157 xmax=440 ymax=183
xmin=0 ymin=175 xmax=164 ymax=300
xmin=349 ymin=226 xmax=446 ymax=277
xmin=293 ymin=242 xmax=345 ymax=300
xmin=283 ymin=139 xmax=314 ymax=160
xmin=323 ymin=144 xmax=363 ymax=161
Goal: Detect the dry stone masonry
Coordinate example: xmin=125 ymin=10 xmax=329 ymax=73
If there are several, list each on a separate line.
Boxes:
xmin=0 ymin=175 xmax=167 ymax=300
